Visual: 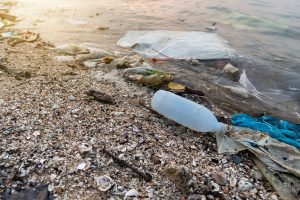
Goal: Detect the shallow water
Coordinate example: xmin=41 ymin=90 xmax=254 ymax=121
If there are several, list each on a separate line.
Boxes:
xmin=8 ymin=0 xmax=300 ymax=115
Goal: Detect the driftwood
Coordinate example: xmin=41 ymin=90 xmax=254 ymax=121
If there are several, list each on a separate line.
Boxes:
xmin=102 ymin=148 xmax=152 ymax=182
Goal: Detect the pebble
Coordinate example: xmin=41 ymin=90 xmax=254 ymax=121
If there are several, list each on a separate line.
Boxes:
xmin=68 ymin=95 xmax=76 ymax=101
xmin=113 ymin=111 xmax=124 ymax=117
xmin=48 ymin=184 xmax=55 ymax=192
xmin=50 ymin=174 xmax=57 ymax=182
xmin=0 ymin=99 xmax=5 ymax=106
xmin=212 ymin=172 xmax=227 ymax=186
xmin=238 ymin=179 xmax=253 ymax=191
xmin=251 ymin=169 xmax=263 ymax=180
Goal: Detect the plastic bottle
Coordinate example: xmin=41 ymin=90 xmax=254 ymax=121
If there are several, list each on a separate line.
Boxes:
xmin=151 ymin=90 xmax=227 ymax=133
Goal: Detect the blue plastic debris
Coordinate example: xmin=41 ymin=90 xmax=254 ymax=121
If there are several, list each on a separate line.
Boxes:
xmin=232 ymin=114 xmax=300 ymax=149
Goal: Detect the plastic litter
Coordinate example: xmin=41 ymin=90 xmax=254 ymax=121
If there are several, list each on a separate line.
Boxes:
xmin=151 ymin=90 xmax=300 ymax=178
xmin=118 ymin=30 xmax=236 ymax=60
xmin=232 ymin=114 xmax=300 ymax=149
xmin=151 ymin=90 xmax=226 ymax=133
xmin=124 ymin=69 xmax=171 ymax=87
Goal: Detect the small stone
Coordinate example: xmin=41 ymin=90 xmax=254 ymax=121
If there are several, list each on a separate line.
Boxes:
xmin=78 ymin=143 xmax=93 ymax=154
xmin=48 ymin=184 xmax=55 ymax=192
xmin=238 ymin=179 xmax=253 ymax=191
xmin=163 ymin=165 xmax=192 ymax=192
xmin=50 ymin=174 xmax=57 ymax=182
xmin=222 ymin=63 xmax=240 ymax=81
xmin=212 ymin=172 xmax=227 ymax=186
xmin=68 ymin=95 xmax=76 ymax=101
xmin=150 ymin=154 xmax=161 ymax=165
xmin=55 ymin=187 xmax=64 ymax=194
xmin=124 ymin=189 xmax=139 ymax=198
xmin=113 ymin=111 xmax=124 ymax=117
xmin=83 ymin=61 xmax=97 ymax=68
xmin=188 ymin=194 xmax=206 ymax=200
xmin=33 ymin=131 xmax=41 ymax=137
xmin=210 ymin=181 xmax=220 ymax=192
xmin=0 ymin=99 xmax=5 ymax=106
xmin=231 ymin=155 xmax=242 ymax=164
xmin=77 ymin=162 xmax=87 ymax=170
xmin=271 ymin=194 xmax=278 ymax=200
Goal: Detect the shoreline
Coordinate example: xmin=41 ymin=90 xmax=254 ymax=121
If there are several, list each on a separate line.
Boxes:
xmin=0 ymin=34 xmax=280 ymax=199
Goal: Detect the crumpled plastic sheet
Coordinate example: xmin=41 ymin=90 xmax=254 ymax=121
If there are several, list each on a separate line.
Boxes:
xmin=232 ymin=114 xmax=300 ymax=149
xmin=117 ymin=30 xmax=236 ymax=60
xmin=215 ymin=129 xmax=300 ymax=178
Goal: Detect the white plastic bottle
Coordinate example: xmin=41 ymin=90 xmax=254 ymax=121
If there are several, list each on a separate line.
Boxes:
xmin=151 ymin=90 xmax=227 ymax=133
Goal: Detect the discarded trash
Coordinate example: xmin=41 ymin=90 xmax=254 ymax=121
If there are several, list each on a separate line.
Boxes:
xmin=86 ymin=90 xmax=114 ymax=104
xmin=232 ymin=114 xmax=300 ymax=149
xmin=152 ymin=90 xmax=300 ymax=178
xmin=167 ymin=82 xmax=186 ymax=93
xmin=124 ymin=68 xmax=171 ymax=87
xmin=54 ymin=44 xmax=90 ymax=55
xmin=95 ymin=175 xmax=115 ymax=192
xmin=151 ymin=90 xmax=226 ymax=133
xmin=83 ymin=61 xmax=97 ymax=68
xmin=118 ymin=30 xmax=236 ymax=60
xmin=253 ymin=158 xmax=299 ymax=200
xmin=124 ymin=189 xmax=139 ymax=199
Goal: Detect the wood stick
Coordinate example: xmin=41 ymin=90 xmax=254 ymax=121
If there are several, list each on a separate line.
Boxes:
xmin=102 ymin=148 xmax=152 ymax=182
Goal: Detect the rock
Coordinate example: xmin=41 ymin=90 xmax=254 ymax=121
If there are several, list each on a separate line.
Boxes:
xmin=113 ymin=111 xmax=124 ymax=117
xmin=0 ymin=99 xmax=5 ymax=106
xmin=150 ymin=154 xmax=161 ymax=165
xmin=50 ymin=174 xmax=57 ymax=182
xmin=48 ymin=184 xmax=55 ymax=192
xmin=124 ymin=189 xmax=139 ymax=199
xmin=78 ymin=143 xmax=93 ymax=154
xmin=231 ymin=155 xmax=242 ymax=164
xmin=212 ymin=172 xmax=227 ymax=186
xmin=188 ymin=194 xmax=206 ymax=200
xmin=271 ymin=194 xmax=278 ymax=200
xmin=238 ymin=179 xmax=253 ymax=191
xmin=33 ymin=131 xmax=41 ymax=137
xmin=68 ymin=95 xmax=76 ymax=101
xmin=209 ymin=181 xmax=220 ymax=192
xmin=222 ymin=63 xmax=240 ymax=81
xmin=83 ymin=61 xmax=97 ymax=68
xmin=163 ymin=165 xmax=192 ymax=192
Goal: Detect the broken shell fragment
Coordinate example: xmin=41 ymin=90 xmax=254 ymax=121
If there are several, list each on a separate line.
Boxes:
xmin=95 ymin=175 xmax=115 ymax=192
